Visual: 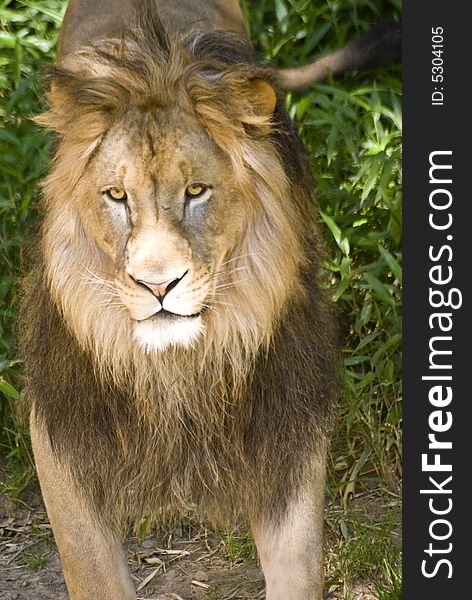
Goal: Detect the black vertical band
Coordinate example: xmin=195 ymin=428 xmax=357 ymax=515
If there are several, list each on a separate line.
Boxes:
xmin=404 ymin=2 xmax=469 ymax=597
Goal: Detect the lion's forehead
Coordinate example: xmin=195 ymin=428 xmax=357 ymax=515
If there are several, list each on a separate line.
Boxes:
xmin=97 ymin=114 xmax=227 ymax=186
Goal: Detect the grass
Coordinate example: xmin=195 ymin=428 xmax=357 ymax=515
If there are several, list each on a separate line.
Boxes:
xmin=374 ymin=560 xmax=402 ymax=600
xmin=222 ymin=530 xmax=257 ymax=565
xmin=1 ymin=0 xmax=402 ymax=597
xmin=325 ymin=500 xmax=401 ymax=599
xmin=19 ymin=546 xmax=48 ymax=570
xmin=0 ymin=514 xmax=52 ymax=573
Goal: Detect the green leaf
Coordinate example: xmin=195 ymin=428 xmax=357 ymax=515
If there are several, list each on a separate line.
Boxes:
xmin=319 ymin=210 xmax=350 ymax=256
xmin=378 ymin=245 xmax=402 ymax=284
xmin=363 ymin=273 xmax=395 ymax=307
xmin=0 ymin=378 xmax=20 ymax=399
xmin=371 ymin=334 xmax=402 ymax=367
xmin=326 ymin=123 xmax=338 ymax=166
xmin=354 ymin=330 xmax=381 ymax=352
xmin=274 ymin=0 xmax=288 ymax=22
xmin=0 ymin=31 xmax=17 ymax=49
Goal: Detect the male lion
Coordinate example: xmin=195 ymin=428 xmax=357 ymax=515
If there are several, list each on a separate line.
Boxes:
xmin=19 ymin=1 xmax=399 ymax=599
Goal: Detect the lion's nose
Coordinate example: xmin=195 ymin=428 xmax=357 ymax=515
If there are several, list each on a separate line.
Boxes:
xmin=136 ymin=272 xmax=186 ymax=302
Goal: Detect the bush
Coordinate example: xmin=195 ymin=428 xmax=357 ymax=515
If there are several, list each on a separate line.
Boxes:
xmin=1 ymin=0 xmax=65 ymax=482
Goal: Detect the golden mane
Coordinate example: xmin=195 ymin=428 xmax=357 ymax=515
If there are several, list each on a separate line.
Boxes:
xmin=37 ymin=23 xmax=313 ymax=401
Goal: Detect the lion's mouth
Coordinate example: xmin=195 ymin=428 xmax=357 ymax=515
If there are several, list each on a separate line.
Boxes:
xmin=139 ymin=309 xmax=202 ymax=322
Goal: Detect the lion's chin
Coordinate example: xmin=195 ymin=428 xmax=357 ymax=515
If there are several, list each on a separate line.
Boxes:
xmin=133 ymin=314 xmax=205 ymax=353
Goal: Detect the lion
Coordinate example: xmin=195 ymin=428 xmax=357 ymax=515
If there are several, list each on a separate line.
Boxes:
xmin=19 ymin=1 xmax=399 ymax=599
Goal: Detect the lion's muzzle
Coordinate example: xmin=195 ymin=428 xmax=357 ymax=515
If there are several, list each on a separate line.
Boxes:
xmin=134 ymin=270 xmax=188 ymax=304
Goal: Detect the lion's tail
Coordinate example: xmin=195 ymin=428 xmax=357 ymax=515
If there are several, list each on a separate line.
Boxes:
xmin=276 ymin=19 xmax=401 ymax=91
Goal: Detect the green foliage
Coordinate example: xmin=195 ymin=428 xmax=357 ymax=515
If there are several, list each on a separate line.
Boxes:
xmin=1 ymin=0 xmax=64 ymax=475
xmin=308 ymin=75 xmax=402 ymax=493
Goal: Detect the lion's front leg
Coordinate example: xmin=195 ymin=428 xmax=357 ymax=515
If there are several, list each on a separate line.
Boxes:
xmin=251 ymin=458 xmax=326 ymax=600
xmin=30 ymin=413 xmax=136 ymax=600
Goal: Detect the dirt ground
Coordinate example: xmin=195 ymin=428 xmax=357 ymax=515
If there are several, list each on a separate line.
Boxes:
xmin=0 ymin=487 xmax=380 ymax=600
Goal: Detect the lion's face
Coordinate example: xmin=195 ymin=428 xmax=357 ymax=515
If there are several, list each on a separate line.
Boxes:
xmin=78 ymin=108 xmax=247 ymax=351
xmin=40 ymin=36 xmax=306 ymax=368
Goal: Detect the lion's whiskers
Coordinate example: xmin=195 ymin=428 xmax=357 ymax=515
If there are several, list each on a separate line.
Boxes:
xmin=208 ymin=266 xmax=250 ymax=286
xmin=212 ymin=279 xmax=249 ymax=292
xmin=217 ymin=252 xmax=262 ymax=269
xmin=96 ymin=299 xmax=124 ymax=308
xmin=79 ymin=269 xmax=121 ymax=298
xmin=82 ymin=279 xmax=120 ymax=296
xmin=81 ymin=264 xmax=115 ymax=278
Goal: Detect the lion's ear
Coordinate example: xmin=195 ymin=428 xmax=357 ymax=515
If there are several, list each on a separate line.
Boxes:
xmin=35 ymin=78 xmax=83 ymax=134
xmin=49 ymin=81 xmax=66 ymax=109
xmin=37 ymin=75 xmax=122 ymax=136
xmin=248 ymin=78 xmax=277 ymax=116
xmin=36 ymin=50 xmax=126 ymax=134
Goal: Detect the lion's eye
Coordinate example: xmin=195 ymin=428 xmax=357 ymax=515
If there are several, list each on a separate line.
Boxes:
xmin=105 ymin=187 xmax=127 ymax=202
xmin=185 ymin=183 xmax=207 ymax=198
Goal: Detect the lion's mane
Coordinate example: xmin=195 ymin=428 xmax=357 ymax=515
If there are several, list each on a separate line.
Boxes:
xmin=20 ymin=17 xmax=338 ymax=529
